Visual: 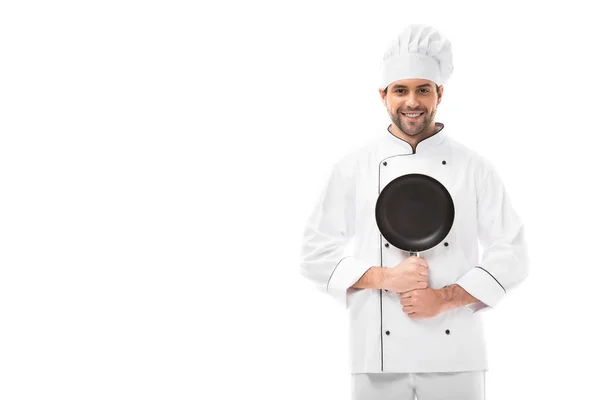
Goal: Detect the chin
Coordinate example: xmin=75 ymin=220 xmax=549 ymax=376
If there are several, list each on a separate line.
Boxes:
xmin=402 ymin=126 xmax=427 ymax=136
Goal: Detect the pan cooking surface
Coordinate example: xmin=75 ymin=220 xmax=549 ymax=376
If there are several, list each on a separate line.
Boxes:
xmin=376 ymin=173 xmax=455 ymax=252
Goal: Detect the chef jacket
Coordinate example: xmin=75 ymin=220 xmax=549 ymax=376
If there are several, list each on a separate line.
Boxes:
xmin=299 ymin=122 xmax=529 ymax=373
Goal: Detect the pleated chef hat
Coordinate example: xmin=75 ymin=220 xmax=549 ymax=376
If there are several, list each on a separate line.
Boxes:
xmin=380 ymin=24 xmax=453 ymax=89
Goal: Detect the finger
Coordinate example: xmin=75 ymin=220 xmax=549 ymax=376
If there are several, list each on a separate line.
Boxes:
xmin=400 ymin=291 xmax=413 ymax=298
xmin=402 ymin=306 xmax=414 ymax=313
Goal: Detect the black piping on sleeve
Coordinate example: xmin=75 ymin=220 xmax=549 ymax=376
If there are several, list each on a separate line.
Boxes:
xmin=326 ymin=256 xmax=352 ymax=291
xmin=475 ymin=266 xmax=506 ymax=293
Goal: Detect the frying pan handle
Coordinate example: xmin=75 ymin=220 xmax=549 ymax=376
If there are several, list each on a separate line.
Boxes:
xmin=409 ymin=251 xmax=420 ymax=258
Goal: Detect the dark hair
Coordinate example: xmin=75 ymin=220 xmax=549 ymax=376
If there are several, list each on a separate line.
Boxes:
xmin=383 ymin=83 xmax=440 ymax=95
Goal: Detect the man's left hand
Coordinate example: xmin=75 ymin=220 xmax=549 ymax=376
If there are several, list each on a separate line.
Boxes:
xmin=399 ymin=288 xmax=446 ymax=319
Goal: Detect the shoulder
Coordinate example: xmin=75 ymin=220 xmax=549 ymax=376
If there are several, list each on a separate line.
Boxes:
xmin=445 ymin=135 xmax=496 ymax=174
xmin=443 ymin=135 xmax=503 ymax=198
xmin=333 ymin=138 xmax=381 ymax=175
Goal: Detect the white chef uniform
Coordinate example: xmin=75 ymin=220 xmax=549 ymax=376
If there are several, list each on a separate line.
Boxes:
xmin=351 ymin=370 xmax=485 ymax=400
xmin=299 ymin=122 xmax=529 ymax=375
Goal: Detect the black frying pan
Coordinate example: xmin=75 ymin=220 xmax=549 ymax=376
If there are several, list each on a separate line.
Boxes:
xmin=375 ymin=173 xmax=455 ymax=256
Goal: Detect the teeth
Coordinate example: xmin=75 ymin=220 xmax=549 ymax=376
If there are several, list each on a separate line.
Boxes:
xmin=404 ymin=113 xmax=422 ymax=118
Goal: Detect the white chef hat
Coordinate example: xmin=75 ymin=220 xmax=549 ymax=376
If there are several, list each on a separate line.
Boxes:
xmin=380 ymin=24 xmax=453 ymax=89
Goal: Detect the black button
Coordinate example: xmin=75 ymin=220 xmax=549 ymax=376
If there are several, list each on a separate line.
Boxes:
xmin=384 ymin=289 xmax=388 ymax=292
xmin=385 ymin=331 xmax=390 ymax=335
xmin=444 ymin=242 xmax=449 ymax=247
xmin=442 ymin=160 xmax=447 ymax=165
xmin=383 ymin=161 xmax=387 ymax=166
xmin=445 ymin=329 xmax=450 ymax=335
xmin=384 ymin=243 xmax=389 ymax=248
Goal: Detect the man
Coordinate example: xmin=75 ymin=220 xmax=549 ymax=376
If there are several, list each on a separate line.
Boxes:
xmin=299 ymin=25 xmax=529 ymax=400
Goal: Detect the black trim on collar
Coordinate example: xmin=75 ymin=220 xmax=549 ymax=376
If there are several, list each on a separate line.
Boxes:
xmin=386 ymin=122 xmax=446 ymax=154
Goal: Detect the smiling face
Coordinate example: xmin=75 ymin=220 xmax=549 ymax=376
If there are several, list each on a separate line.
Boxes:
xmin=379 ymin=79 xmax=443 ymax=138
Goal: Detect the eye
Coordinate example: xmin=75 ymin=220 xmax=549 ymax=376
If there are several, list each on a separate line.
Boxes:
xmin=395 ymin=89 xmax=406 ymax=94
xmin=419 ymin=88 xmax=430 ymax=93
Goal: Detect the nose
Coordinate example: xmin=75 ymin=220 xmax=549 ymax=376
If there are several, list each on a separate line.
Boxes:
xmin=405 ymin=92 xmax=419 ymax=109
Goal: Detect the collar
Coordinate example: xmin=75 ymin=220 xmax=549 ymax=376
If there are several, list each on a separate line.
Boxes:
xmin=385 ymin=122 xmax=447 ymax=154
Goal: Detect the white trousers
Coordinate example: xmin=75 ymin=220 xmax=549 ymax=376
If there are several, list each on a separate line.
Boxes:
xmin=351 ymin=371 xmax=486 ymax=400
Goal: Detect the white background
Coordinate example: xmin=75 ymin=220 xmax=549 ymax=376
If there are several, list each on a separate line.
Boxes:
xmin=1 ymin=1 xmax=599 ymax=399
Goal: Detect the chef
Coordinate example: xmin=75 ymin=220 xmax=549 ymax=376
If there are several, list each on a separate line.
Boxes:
xmin=299 ymin=24 xmax=529 ymax=400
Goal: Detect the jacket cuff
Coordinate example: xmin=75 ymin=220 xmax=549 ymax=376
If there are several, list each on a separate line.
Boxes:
xmin=456 ymin=266 xmax=506 ymax=311
xmin=465 ymin=301 xmax=491 ymax=314
xmin=326 ymin=256 xmax=373 ymax=307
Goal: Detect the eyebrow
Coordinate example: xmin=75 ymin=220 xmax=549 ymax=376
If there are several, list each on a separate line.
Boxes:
xmin=390 ymin=83 xmax=433 ymax=89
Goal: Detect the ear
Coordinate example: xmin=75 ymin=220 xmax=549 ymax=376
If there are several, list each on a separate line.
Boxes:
xmin=437 ymin=85 xmax=444 ymax=105
xmin=378 ymin=88 xmax=387 ymax=104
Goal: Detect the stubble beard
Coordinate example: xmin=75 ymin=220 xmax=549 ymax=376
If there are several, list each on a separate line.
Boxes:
xmin=389 ymin=106 xmax=437 ymax=137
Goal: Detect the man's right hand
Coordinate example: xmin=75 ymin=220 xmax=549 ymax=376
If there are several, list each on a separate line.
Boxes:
xmin=381 ymin=256 xmax=429 ymax=293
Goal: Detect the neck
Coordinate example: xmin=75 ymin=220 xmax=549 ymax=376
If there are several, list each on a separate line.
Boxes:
xmin=388 ymin=122 xmax=440 ymax=152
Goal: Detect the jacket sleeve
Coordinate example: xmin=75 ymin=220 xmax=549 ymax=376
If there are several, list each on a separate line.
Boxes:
xmin=456 ymin=158 xmax=530 ymax=313
xmin=299 ymin=160 xmax=374 ymax=307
